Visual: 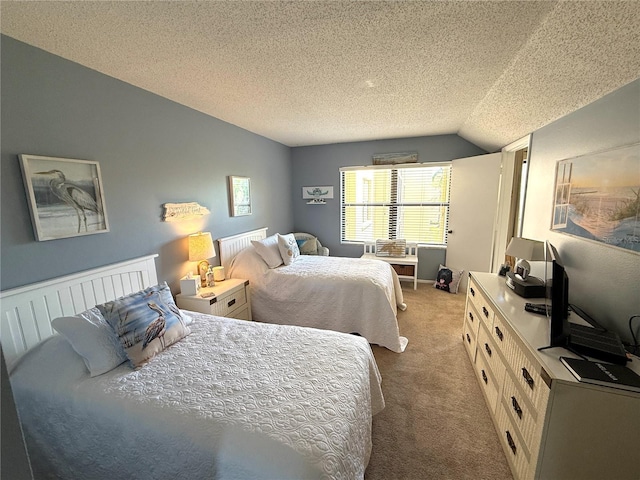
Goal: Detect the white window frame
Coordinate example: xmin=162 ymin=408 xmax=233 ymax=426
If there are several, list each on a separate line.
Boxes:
xmin=340 ymin=162 xmax=452 ymax=246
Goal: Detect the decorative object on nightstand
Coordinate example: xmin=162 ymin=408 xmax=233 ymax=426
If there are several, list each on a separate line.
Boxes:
xmin=504 ymin=237 xmax=545 ymax=298
xmin=180 ymin=272 xmax=200 ymax=296
xmin=188 ymin=232 xmax=215 ymax=287
xmin=213 ymin=266 xmax=225 ymax=282
xmin=206 ymin=266 xmax=215 ymax=287
xmin=176 ymin=278 xmax=252 ymax=321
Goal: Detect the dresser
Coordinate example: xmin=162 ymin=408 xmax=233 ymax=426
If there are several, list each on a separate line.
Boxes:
xmin=176 ymin=278 xmax=252 ymax=321
xmin=463 ymin=272 xmax=640 ymax=480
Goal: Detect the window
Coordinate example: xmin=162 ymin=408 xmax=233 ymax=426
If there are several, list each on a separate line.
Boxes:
xmin=340 ymin=163 xmax=452 ymax=245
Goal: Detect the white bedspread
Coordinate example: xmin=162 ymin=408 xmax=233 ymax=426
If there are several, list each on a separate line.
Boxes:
xmin=10 ymin=312 xmax=384 ymax=480
xmin=229 ymin=249 xmax=408 ymax=353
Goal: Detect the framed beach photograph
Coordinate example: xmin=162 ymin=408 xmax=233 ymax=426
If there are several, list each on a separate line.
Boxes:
xmin=228 ymin=175 xmax=252 ymax=216
xmin=19 ymin=154 xmax=109 ymax=241
xmin=550 ymin=143 xmax=639 ymax=254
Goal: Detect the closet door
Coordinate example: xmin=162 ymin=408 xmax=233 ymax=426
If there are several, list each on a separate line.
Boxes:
xmin=446 ymin=153 xmax=501 ymax=292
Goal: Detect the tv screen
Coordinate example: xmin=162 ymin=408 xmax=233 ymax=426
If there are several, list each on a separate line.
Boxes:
xmin=544 ymin=241 xmax=570 ymax=347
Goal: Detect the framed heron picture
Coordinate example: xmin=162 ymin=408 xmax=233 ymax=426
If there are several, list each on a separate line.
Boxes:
xmin=19 ymin=154 xmax=110 ymax=241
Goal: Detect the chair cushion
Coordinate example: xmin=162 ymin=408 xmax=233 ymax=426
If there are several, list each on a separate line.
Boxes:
xmin=298 ymin=237 xmax=319 ymax=255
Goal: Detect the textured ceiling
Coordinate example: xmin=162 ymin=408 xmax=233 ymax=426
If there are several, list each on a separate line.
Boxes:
xmin=1 ymin=1 xmax=639 ymax=151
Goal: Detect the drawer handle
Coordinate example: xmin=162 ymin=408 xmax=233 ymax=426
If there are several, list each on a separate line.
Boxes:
xmin=494 ymin=326 xmax=504 ymax=341
xmin=484 ymin=343 xmax=492 ymax=357
xmin=482 ymin=306 xmax=489 ymax=318
xmin=466 ymin=333 xmax=471 ymax=344
xmin=522 ymin=367 xmax=535 ymax=389
xmin=511 ymin=396 xmax=523 ymax=419
xmin=470 ymin=287 xmax=475 ymax=297
xmin=468 ymin=311 xmax=474 ymax=323
xmin=481 ymin=369 xmax=488 ymax=384
xmin=506 ymin=431 xmax=517 ymax=455
xmin=227 ymin=298 xmax=236 ymax=308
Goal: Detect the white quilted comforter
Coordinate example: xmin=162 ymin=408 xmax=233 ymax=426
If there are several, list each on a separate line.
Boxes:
xmin=10 ymin=312 xmax=385 ymax=480
xmin=229 ymin=249 xmax=408 ymax=353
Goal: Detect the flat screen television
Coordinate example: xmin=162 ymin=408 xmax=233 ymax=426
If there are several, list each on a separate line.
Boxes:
xmin=544 ymin=241 xmax=570 ymax=347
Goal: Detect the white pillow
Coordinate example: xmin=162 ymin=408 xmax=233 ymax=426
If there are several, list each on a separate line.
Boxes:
xmin=251 ymin=234 xmax=283 ymax=268
xmin=228 ymin=246 xmax=270 ymax=281
xmin=277 ymin=233 xmax=300 ymax=265
xmin=52 ymin=307 xmax=127 ymax=377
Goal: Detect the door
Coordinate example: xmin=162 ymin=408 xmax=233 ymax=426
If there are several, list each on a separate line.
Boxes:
xmin=446 ymin=153 xmax=502 ymax=292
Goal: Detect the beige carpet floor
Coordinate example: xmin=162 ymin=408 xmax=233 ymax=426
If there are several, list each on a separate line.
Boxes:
xmin=365 ymin=283 xmax=513 ymax=480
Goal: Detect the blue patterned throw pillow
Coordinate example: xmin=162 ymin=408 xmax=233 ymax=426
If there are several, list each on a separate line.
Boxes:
xmin=97 ymin=283 xmax=190 ymax=368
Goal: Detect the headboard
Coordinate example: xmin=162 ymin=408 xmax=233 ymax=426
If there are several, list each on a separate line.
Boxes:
xmin=0 ymin=254 xmax=158 ymax=368
xmin=218 ymin=227 xmax=268 ymax=273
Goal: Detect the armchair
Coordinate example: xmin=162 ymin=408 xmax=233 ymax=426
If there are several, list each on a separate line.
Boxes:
xmin=293 ymin=232 xmax=329 ymax=256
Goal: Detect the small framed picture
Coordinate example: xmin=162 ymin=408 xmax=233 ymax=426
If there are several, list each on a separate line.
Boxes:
xmin=19 ymin=154 xmax=110 ymax=241
xmin=228 ymin=175 xmax=252 ymax=216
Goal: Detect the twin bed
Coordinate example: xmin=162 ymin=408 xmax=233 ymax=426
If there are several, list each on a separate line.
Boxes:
xmin=219 ymin=228 xmax=408 ymax=353
xmin=2 ymin=236 xmax=406 ymax=479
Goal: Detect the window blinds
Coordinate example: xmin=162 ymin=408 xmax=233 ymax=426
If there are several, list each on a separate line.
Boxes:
xmin=340 ymin=163 xmax=452 ymax=245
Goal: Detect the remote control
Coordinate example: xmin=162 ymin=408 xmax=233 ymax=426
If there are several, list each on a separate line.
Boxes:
xmin=524 ymin=302 xmax=550 ymax=316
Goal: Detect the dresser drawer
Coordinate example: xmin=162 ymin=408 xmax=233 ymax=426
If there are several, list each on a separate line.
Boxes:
xmin=474 ymin=348 xmax=500 ymax=413
xmin=502 ymin=372 xmax=545 ymax=456
xmin=464 ymin=300 xmax=481 ymax=339
xmin=477 ymin=324 xmax=506 ymax=387
xmin=468 ymin=279 xmax=494 ymax=329
xmin=493 ymin=314 xmax=550 ymax=410
xmin=496 ymin=400 xmax=533 ymax=480
xmin=209 ymin=286 xmax=247 ymax=317
xmin=463 ymin=314 xmax=478 ymax=362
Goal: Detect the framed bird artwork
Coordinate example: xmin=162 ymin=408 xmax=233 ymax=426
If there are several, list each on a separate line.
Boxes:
xmin=19 ymin=154 xmax=110 ymax=241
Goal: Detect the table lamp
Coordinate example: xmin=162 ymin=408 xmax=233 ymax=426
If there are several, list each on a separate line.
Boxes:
xmin=505 ymin=237 xmax=545 ymax=298
xmin=188 ymin=232 xmax=215 ymax=287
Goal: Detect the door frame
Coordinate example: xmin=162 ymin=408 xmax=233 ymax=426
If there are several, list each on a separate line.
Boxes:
xmin=490 ymin=135 xmax=531 ymax=273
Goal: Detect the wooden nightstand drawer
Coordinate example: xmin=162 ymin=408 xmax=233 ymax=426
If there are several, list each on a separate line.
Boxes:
xmin=232 ymin=305 xmax=251 ymax=321
xmin=176 ymin=278 xmax=252 ymax=321
xmin=210 ymin=286 xmax=246 ymax=317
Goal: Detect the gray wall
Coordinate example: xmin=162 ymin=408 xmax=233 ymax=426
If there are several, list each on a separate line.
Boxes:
xmin=523 ymin=79 xmax=640 ymax=343
xmin=1 ymin=36 xmax=292 ymax=293
xmin=291 ymin=136 xmax=486 ymax=280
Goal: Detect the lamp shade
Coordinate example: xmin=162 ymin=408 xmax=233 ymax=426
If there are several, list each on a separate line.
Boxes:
xmin=505 ymin=237 xmax=545 ymax=261
xmin=188 ymin=232 xmax=215 ymax=262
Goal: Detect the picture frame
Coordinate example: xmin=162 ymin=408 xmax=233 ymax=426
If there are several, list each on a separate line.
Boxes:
xmin=372 ymin=152 xmax=418 ymax=165
xmin=550 ymin=143 xmax=639 ymax=254
xmin=19 ymin=154 xmax=110 ymax=241
xmin=228 ymin=175 xmax=252 ymax=216
xmin=302 ymin=186 xmax=333 ymax=204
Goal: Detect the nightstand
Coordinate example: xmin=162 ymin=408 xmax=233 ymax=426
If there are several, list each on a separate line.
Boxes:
xmin=176 ymin=278 xmax=252 ymax=321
